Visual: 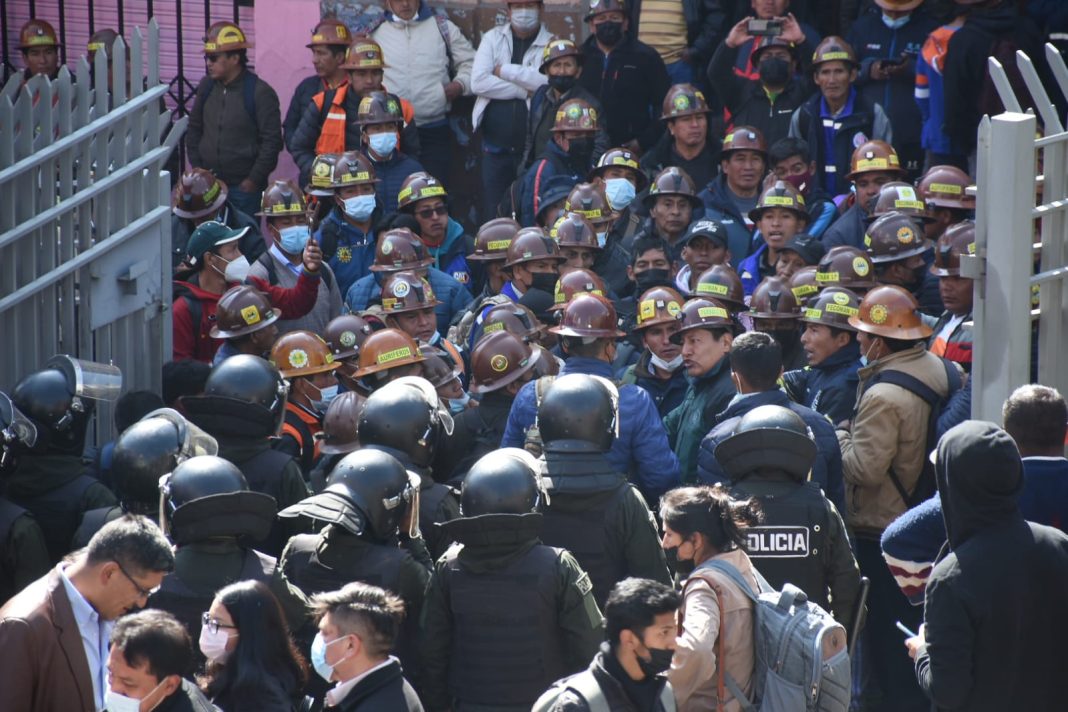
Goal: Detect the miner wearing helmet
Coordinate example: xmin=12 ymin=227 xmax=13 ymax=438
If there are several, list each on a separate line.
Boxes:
xmin=187 ymin=21 xmax=283 ymax=219
xmin=696 ymin=126 xmax=768 ymax=269
xmin=578 ymin=0 xmax=672 ymax=153
xmin=288 ymin=37 xmax=419 ymax=188
xmin=517 ymin=98 xmax=602 ymax=227
xmin=356 ymin=90 xmax=426 ymax=214
xmin=927 ymin=221 xmax=975 ymax=372
xmin=619 ymin=286 xmax=688 ymax=417
xmin=788 ymin=36 xmax=893 ymax=196
xmin=640 ymin=84 xmax=721 ymax=190
xmin=248 ymin=180 xmax=343 ymax=336
xmin=172 ymin=221 xmax=323 ymax=364
xmin=502 ymin=293 xmax=681 ymax=502
xmin=17 ymin=19 xmax=61 ymax=82
xmin=170 ymin=168 xmax=265 ymax=273
xmin=822 ymin=139 xmax=908 ymax=250
xmin=845 ymin=1 xmax=936 ymax=179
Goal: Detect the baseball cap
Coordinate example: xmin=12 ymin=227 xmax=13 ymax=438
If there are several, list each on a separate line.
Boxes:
xmin=680 ymin=219 xmax=728 ymax=248
xmin=186 ymin=221 xmax=249 ymax=265
xmin=779 ymin=234 xmax=825 ymax=265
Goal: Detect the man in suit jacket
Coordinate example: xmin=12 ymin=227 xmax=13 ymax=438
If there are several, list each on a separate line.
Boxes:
xmin=0 ymin=515 xmax=175 ymax=712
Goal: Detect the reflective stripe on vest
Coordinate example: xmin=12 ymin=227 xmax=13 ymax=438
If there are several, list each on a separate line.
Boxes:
xmin=314 ymin=83 xmax=349 ymax=155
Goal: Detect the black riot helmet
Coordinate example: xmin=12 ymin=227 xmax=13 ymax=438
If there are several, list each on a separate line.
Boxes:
xmin=161 ymin=454 xmax=276 ymax=545
xmin=461 ymin=448 xmax=541 ymax=516
xmin=180 ymin=355 xmax=289 ymax=439
xmin=0 ymin=391 xmax=38 ymax=476
xmin=112 ymin=408 xmax=218 ymax=508
xmin=357 ymin=376 xmax=454 ymax=469
xmin=279 ymin=449 xmax=414 ymax=541
xmin=537 ymin=374 xmax=618 ymax=453
xmin=713 ymin=405 xmax=817 ymax=482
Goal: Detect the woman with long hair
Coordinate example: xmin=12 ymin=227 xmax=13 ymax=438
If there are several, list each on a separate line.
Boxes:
xmin=660 ymin=484 xmax=763 ymax=712
xmin=199 ymin=580 xmax=309 ymax=711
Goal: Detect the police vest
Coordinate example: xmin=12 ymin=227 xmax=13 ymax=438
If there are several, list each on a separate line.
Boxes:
xmin=0 ymin=498 xmax=29 ymax=602
xmin=445 ymin=543 xmax=568 ymax=707
xmin=730 ymin=480 xmax=832 ymax=609
xmin=539 ymin=482 xmax=630 ymax=607
xmin=11 ymin=473 xmax=98 ymax=564
xmin=281 ymin=532 xmax=405 ymax=597
xmin=148 ymin=548 xmax=276 ymax=659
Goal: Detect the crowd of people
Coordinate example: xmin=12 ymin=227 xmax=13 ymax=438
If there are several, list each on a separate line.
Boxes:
xmin=4 ymin=0 xmax=1068 ymax=711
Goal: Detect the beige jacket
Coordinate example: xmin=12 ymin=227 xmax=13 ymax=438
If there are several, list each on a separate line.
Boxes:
xmin=837 ymin=345 xmax=953 ymax=536
xmin=671 ymin=548 xmax=758 ymax=712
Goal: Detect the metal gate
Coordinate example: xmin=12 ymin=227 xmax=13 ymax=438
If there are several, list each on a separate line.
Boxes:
xmin=0 ymin=19 xmax=184 ymax=439
xmin=969 ymin=43 xmax=1068 ymax=422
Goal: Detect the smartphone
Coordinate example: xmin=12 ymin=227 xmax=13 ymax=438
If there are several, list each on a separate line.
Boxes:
xmin=747 ymin=18 xmax=783 ymax=37
xmin=896 ymin=621 xmax=918 ymax=638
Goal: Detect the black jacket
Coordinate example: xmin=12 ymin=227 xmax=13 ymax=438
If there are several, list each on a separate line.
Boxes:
xmin=326 ymin=659 xmax=424 ymax=712
xmin=578 ymin=35 xmax=671 ymax=153
xmin=915 ymin=421 xmax=1068 ymax=711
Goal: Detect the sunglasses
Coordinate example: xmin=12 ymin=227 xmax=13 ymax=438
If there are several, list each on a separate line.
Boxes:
xmin=415 ymin=205 xmax=448 ymax=219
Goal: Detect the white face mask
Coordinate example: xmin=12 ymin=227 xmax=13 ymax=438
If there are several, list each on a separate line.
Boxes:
xmin=104 ymin=679 xmax=165 ymax=712
xmin=511 ymin=7 xmax=540 ymax=32
xmin=650 ymin=352 xmax=684 ymax=372
xmin=199 ymin=624 xmax=235 ymax=664
xmin=214 ymin=252 xmax=251 ymax=283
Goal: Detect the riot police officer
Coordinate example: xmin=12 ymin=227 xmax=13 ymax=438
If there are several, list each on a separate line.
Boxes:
xmin=148 ymin=455 xmax=308 ymax=661
xmin=181 ymin=355 xmax=310 ymax=556
xmin=357 ymin=376 xmax=461 ymax=560
xmin=420 ymin=448 xmax=604 ymax=712
xmin=8 ymin=356 xmax=122 ymax=563
xmin=0 ymin=391 xmax=50 ymax=603
xmin=536 ymin=374 xmax=671 ymax=605
xmin=208 ymin=285 xmax=282 ymax=366
xmin=269 ymin=330 xmax=340 ymax=476
xmin=714 ymin=404 xmax=861 ymax=630
xmin=73 ymin=407 xmax=218 ymax=548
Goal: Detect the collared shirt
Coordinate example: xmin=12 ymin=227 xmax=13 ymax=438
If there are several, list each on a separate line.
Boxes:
xmin=59 ymin=564 xmax=113 ymax=712
xmin=325 ymin=656 xmax=398 ymax=708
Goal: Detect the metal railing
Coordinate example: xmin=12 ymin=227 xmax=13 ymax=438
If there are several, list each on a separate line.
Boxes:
xmin=969 ymin=43 xmax=1068 ymax=422
xmin=0 ymin=19 xmax=184 ymax=440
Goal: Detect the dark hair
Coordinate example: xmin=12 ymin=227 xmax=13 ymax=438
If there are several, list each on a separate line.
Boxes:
xmin=768 ymin=137 xmax=811 ymax=166
xmin=1003 ymin=385 xmax=1068 ymax=453
xmin=630 ymin=235 xmax=672 ymax=268
xmin=86 ymin=515 xmax=175 ymax=574
xmin=659 ymin=484 xmax=762 ymax=554
xmin=604 ymin=578 xmax=681 ymax=647
xmin=162 ymin=360 xmax=211 ymax=408
xmin=111 ymin=609 xmax=193 ymax=681
xmin=114 ymin=390 xmax=166 ymax=433
xmin=201 ymin=581 xmax=308 ymax=702
xmin=729 ymin=331 xmax=782 ymax=391
xmin=311 ymin=582 xmax=406 ymax=658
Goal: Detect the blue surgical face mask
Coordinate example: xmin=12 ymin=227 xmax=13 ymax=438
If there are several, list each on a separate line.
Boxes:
xmin=343 ymin=194 xmax=377 ymax=221
xmin=311 ymin=632 xmax=350 ymax=682
xmin=604 ymin=177 xmax=636 ymax=211
xmin=882 ymin=13 xmax=909 ymax=30
xmin=277 ymin=224 xmax=311 ymax=255
xmin=447 ymin=392 xmax=471 ymax=414
xmin=368 ymin=131 xmax=398 ymax=157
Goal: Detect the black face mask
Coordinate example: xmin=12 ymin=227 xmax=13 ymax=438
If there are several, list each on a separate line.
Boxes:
xmin=529 ymin=271 xmax=558 ymax=293
xmin=594 ymin=21 xmax=624 ymax=48
xmin=664 ymin=545 xmax=696 ymax=576
xmin=635 ymin=642 xmax=675 ymax=679
xmin=634 ymin=268 xmax=673 ymax=293
xmin=758 ymin=56 xmax=791 ymax=87
xmin=548 ymin=75 xmax=577 ymax=94
xmin=567 ymin=136 xmax=595 ymax=164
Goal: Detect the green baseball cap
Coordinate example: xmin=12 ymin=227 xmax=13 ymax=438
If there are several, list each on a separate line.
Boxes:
xmin=186 ymin=221 xmax=249 ymax=265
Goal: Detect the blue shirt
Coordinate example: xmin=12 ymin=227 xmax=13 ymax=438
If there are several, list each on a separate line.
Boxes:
xmin=60 ymin=565 xmax=112 ymax=712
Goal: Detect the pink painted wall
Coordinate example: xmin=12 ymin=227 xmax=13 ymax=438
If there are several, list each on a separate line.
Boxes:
xmin=254 ymin=0 xmax=321 ymax=185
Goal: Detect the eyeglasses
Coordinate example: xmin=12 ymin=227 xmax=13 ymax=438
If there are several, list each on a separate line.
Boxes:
xmin=415 ymin=205 xmax=448 ymax=219
xmin=201 ymin=611 xmax=239 ymax=636
xmin=115 ymin=560 xmax=161 ymax=599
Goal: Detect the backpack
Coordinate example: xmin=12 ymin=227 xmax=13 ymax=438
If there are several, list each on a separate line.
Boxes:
xmin=195 ymin=71 xmax=257 ymax=120
xmin=688 ymin=560 xmax=851 ymax=712
xmin=861 ymin=357 xmax=962 ymax=508
xmin=531 ymin=669 xmax=677 ymax=712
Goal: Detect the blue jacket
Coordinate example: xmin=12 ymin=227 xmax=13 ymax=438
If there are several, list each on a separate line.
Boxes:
xmin=501 ymin=356 xmax=680 ymax=501
xmin=345 ymin=267 xmax=473 ymax=336
xmin=696 ymin=174 xmax=755 ymax=270
xmin=1018 ymin=457 xmax=1068 ymax=534
xmin=782 ymin=341 xmax=862 ymax=427
xmin=314 ymin=209 xmax=377 ymax=298
xmin=365 ymin=148 xmax=425 ymax=215
xmin=517 ymin=140 xmax=584 ymax=227
xmin=696 ymin=389 xmax=846 ymax=513
xmin=427 ymin=218 xmax=475 ymax=289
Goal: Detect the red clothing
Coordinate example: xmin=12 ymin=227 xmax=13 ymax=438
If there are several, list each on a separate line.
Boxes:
xmin=172 ymin=271 xmax=321 ymax=363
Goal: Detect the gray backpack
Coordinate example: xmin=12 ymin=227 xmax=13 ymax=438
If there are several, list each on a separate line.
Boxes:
xmin=532 ymin=669 xmax=677 ymax=712
xmin=692 ymin=560 xmax=851 ymax=712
